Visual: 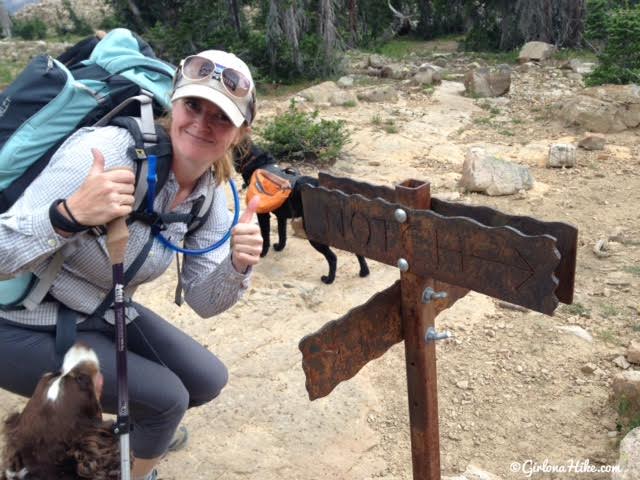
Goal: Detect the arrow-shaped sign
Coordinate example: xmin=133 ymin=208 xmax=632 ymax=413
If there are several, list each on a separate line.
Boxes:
xmin=301 ymin=184 xmax=563 ymax=314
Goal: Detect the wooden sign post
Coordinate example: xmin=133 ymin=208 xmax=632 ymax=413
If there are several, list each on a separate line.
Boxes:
xmin=298 ymin=174 xmax=577 ymax=480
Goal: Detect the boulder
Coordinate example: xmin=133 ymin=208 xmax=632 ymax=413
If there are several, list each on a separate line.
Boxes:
xmin=578 ymin=134 xmax=606 ymax=150
xmin=357 ymin=85 xmax=399 ymax=103
xmin=518 ymin=41 xmax=557 ymax=63
xmin=412 ymin=67 xmax=442 ymax=86
xmin=336 ymin=76 xmax=354 ymax=88
xmin=368 ymin=54 xmax=386 ymax=69
xmin=569 ymin=59 xmax=596 ymax=75
xmin=464 ymin=65 xmax=511 ymax=98
xmin=547 ymin=143 xmax=577 ymax=168
xmin=298 ymin=81 xmax=341 ymax=104
xmin=381 ymin=63 xmax=414 ymax=80
xmin=611 ymin=370 xmax=640 ymax=421
xmin=328 ymin=90 xmax=358 ymax=107
xmin=613 ymin=427 xmax=640 ymax=480
xmin=555 ymin=84 xmax=640 ymax=133
xmin=627 ymin=341 xmax=640 ymax=364
xmin=459 ymin=147 xmax=534 ymax=196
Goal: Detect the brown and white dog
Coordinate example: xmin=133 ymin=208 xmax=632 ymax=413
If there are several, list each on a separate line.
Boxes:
xmin=1 ymin=344 xmax=120 ymax=480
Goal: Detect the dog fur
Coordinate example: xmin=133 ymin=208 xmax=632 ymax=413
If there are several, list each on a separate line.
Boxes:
xmin=1 ymin=344 xmax=120 ymax=480
xmin=233 ymin=142 xmax=369 ymax=284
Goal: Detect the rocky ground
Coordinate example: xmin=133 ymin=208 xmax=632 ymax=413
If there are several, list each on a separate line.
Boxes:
xmin=1 ymin=39 xmax=639 ymax=480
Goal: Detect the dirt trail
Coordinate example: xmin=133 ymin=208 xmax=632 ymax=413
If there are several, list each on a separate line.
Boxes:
xmin=1 ymin=44 xmax=639 ymax=480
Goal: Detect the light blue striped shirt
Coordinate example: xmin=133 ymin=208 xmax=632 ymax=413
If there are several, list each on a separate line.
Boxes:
xmin=0 ymin=126 xmax=250 ymax=326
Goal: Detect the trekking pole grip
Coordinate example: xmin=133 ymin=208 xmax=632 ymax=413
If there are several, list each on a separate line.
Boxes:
xmin=107 ymin=216 xmax=129 ymax=265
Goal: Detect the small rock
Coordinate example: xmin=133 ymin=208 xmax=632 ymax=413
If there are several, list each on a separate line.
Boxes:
xmin=496 ymin=301 xmax=528 ymax=312
xmin=556 ymin=325 xmax=593 ymax=343
xmin=459 ymin=147 xmax=534 ymax=196
xmin=547 ymin=143 xmax=577 ymax=168
xmin=581 ymin=363 xmax=597 ymax=374
xmin=456 ymin=380 xmax=470 ymax=390
xmin=627 ymin=341 xmax=640 ymax=365
xmin=613 ymin=356 xmax=631 ymax=370
xmin=578 ymin=134 xmax=606 ymax=150
xmin=460 ymin=464 xmax=503 ymax=480
xmin=593 ymin=239 xmax=611 ymax=258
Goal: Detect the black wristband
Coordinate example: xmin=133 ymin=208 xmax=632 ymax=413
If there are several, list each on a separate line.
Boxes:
xmin=61 ymin=199 xmax=82 ymax=226
xmin=49 ymin=199 xmax=89 ymax=234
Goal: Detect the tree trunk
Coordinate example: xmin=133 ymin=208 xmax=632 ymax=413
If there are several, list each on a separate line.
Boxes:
xmin=265 ymin=0 xmax=283 ymax=74
xmin=319 ymin=0 xmax=341 ymax=75
xmin=284 ymin=4 xmax=303 ymax=73
xmin=348 ymin=0 xmax=358 ymax=46
xmin=228 ymin=0 xmax=242 ymax=34
xmin=416 ymin=0 xmax=434 ymax=39
xmin=0 ymin=0 xmax=11 ymax=38
xmin=494 ymin=0 xmax=586 ymax=50
xmin=125 ymin=0 xmax=145 ymax=31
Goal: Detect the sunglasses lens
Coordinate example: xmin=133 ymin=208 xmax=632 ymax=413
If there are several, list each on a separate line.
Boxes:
xmin=182 ymin=56 xmax=215 ymax=80
xmin=221 ymin=68 xmax=251 ymax=97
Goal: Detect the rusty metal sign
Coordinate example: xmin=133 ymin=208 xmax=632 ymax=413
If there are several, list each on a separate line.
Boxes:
xmin=298 ymin=174 xmax=578 ymax=480
xmin=300 ymin=279 xmax=469 ymax=401
xmin=301 ymin=174 xmax=577 ymax=315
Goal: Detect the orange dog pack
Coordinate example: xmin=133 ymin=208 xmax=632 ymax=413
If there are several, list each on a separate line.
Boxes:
xmin=245 ymin=168 xmax=293 ymax=214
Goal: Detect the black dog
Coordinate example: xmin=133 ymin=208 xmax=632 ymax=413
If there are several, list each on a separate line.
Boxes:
xmin=233 ymin=142 xmax=369 ymax=284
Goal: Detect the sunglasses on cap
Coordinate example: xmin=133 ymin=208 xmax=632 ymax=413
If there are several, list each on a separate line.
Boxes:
xmin=179 ymin=55 xmax=252 ymax=98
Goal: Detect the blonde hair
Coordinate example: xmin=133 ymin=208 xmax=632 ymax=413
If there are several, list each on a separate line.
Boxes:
xmin=158 ymin=106 xmax=249 ymax=185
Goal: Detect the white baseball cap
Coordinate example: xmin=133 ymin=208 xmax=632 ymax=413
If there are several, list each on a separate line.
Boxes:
xmin=171 ymin=50 xmax=256 ymax=127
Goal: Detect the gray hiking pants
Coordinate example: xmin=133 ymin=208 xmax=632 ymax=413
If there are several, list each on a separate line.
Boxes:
xmin=0 ymin=303 xmax=228 ymax=458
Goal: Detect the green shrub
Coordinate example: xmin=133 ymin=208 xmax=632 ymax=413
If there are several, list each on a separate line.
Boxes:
xmin=12 ymin=17 xmax=47 ymax=40
xmin=585 ymin=0 xmax=611 ymax=42
xmin=259 ymin=100 xmax=350 ymax=163
xmin=586 ymin=5 xmax=640 ymax=85
xmin=57 ymin=0 xmax=94 ymax=36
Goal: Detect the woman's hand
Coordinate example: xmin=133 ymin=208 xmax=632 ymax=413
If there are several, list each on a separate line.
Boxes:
xmin=63 ymin=149 xmax=135 ymax=226
xmin=231 ymin=198 xmax=262 ymax=273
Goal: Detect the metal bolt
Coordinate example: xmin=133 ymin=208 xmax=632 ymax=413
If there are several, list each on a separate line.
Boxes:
xmin=397 ymin=258 xmax=409 ymax=272
xmin=422 ymin=287 xmax=447 ymax=304
xmin=425 ymin=327 xmax=453 ymax=343
xmin=394 ymin=208 xmax=407 ymax=223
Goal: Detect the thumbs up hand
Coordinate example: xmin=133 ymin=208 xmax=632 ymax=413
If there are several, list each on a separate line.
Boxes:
xmin=231 ymin=197 xmax=263 ymax=273
xmin=63 ymin=148 xmax=135 ymax=227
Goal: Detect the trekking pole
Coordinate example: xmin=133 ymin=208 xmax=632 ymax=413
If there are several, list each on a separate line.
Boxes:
xmin=106 ymin=215 xmax=131 ymax=480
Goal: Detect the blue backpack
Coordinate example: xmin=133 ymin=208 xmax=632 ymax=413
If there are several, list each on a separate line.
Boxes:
xmin=0 ymin=28 xmax=213 ymax=310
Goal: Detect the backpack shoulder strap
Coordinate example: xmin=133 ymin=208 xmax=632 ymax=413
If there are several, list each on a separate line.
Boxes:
xmin=187 ymin=186 xmax=215 ymax=234
xmin=21 ymin=250 xmax=66 ymax=310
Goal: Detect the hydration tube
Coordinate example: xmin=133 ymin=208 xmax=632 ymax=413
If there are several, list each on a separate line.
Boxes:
xmin=146 ymin=155 xmax=240 ymax=256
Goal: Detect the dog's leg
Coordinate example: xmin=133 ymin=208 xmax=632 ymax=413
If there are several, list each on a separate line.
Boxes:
xmin=356 ymin=255 xmax=370 ymax=277
xmin=309 ymin=240 xmax=337 ymax=284
xmin=258 ymin=213 xmax=271 ymax=257
xmin=273 ymin=215 xmax=288 ymax=251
